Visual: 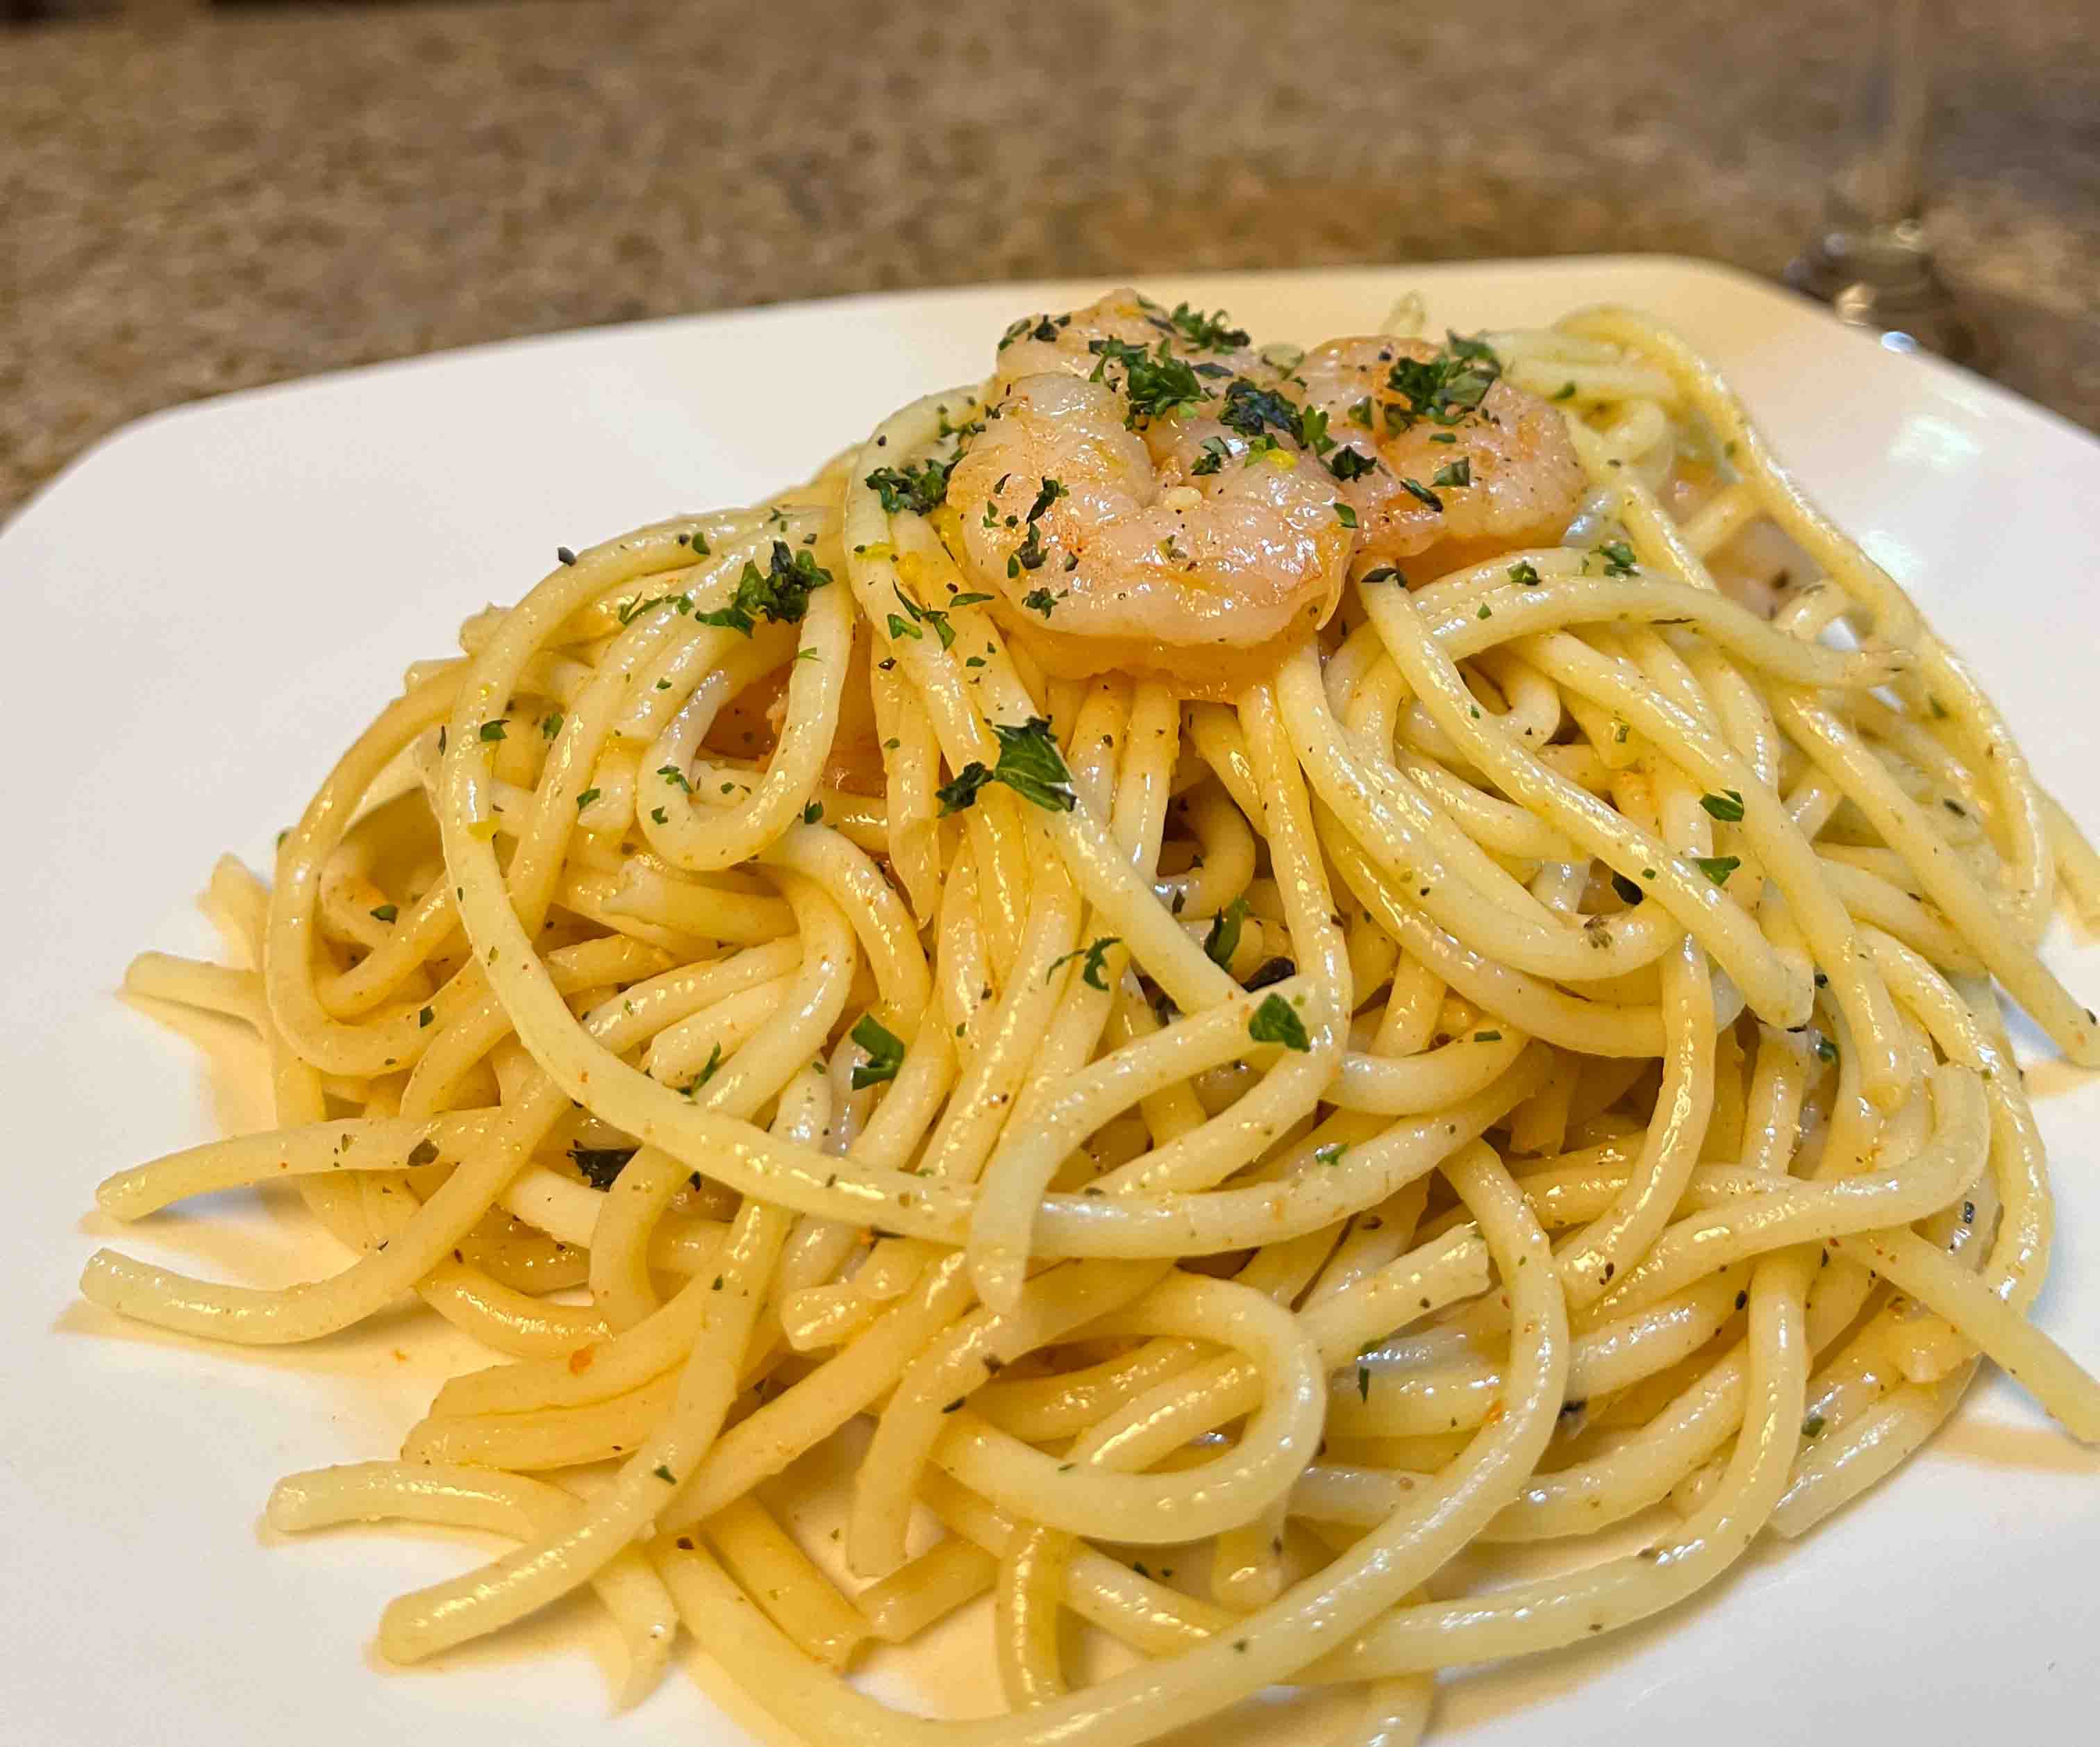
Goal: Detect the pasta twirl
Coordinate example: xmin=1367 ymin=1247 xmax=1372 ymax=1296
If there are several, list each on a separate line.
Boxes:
xmin=85 ymin=288 xmax=2100 ymax=1747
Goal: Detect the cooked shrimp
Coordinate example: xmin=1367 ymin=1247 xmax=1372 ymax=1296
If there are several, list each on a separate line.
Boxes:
xmin=946 ymin=368 xmax=1353 ymax=686
xmin=1291 ymin=336 xmax=1586 ymax=573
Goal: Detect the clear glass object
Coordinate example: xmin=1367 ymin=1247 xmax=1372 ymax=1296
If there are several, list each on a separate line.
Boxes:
xmin=1785 ymin=0 xmax=1981 ymax=365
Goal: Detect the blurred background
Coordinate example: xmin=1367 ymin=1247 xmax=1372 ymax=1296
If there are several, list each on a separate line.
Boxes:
xmin=3 ymin=0 xmax=2094 ymax=518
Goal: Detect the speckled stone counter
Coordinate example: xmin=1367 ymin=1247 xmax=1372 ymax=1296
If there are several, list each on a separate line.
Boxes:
xmin=3 ymin=0 xmax=2094 ymax=518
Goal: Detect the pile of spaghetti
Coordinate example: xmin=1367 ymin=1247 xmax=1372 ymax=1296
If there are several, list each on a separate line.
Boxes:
xmin=87 ymin=291 xmax=2100 ymax=1747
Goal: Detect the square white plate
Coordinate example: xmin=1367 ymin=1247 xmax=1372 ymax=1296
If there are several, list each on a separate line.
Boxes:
xmin=3 ymin=256 xmax=2097 ymax=1746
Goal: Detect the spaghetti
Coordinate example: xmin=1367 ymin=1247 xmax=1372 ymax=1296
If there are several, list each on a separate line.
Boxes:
xmin=87 ymin=290 xmax=2100 ymax=1747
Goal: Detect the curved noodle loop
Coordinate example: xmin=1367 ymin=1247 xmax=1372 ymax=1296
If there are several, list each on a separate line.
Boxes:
xmin=84 ymin=292 xmax=2100 ymax=1745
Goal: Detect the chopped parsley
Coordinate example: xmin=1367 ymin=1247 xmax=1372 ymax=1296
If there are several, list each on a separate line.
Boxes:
xmin=369 ymin=904 xmax=397 ymax=923
xmin=1333 ymin=502 xmax=1358 ymax=529
xmin=575 ymin=787 xmax=601 ymax=813
xmin=1691 ymin=854 xmax=1742 ymax=886
xmin=1508 ymin=560 xmax=1541 ymax=586
xmin=801 ymin=800 xmax=824 ymax=825
xmin=1218 ymin=377 xmax=1303 ymax=446
xmin=1248 ymin=992 xmax=1310 ymax=1052
xmin=695 ymin=540 xmax=833 ymax=635
xmin=1700 ymin=790 xmax=1745 ymax=822
xmin=568 ymin=1143 xmax=638 ymax=1190
xmin=1165 ymin=302 xmax=1250 ymax=351
xmin=1049 ymin=936 xmax=1122 ymax=992
xmin=1022 ymin=586 xmax=1061 ymax=617
xmin=1384 ymin=333 xmax=1502 ymax=431
xmin=478 ymin=720 xmax=508 ymax=743
xmin=1190 ymin=435 xmax=1231 ymax=476
xmin=1326 ymin=444 xmax=1378 ymax=481
xmin=936 ymin=718 xmax=1083 ymax=814
xmin=865 ymin=456 xmax=955 ymax=516
xmin=849 ymin=1013 xmax=906 ymax=1088
xmin=1026 ymin=477 xmax=1067 ymax=522
xmin=540 ymin=711 xmax=563 ymax=740
xmin=1397 ymin=477 xmax=1443 ymax=511
xmin=988 ymin=718 xmax=1077 ymax=811
xmin=1203 ymin=895 xmax=1248 ymax=970
xmin=891 ymin=584 xmax=960 ymax=649
xmin=1095 ymin=340 xmax=1206 ymax=425
xmin=1430 ymin=456 xmax=1472 ymax=488
xmin=1595 ymin=539 xmax=1638 ymax=577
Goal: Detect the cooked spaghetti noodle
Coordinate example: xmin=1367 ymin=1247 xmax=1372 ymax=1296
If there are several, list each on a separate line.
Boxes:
xmin=87 ymin=290 xmax=2100 ymax=1747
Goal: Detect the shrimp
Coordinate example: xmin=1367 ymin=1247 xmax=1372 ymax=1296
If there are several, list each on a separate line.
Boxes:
xmin=1291 ymin=335 xmax=1586 ymax=574
xmin=946 ymin=291 xmax=1352 ymax=688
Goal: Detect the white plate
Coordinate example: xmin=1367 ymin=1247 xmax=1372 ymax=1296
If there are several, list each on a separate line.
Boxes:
xmin=4 ymin=257 xmax=2097 ymax=1746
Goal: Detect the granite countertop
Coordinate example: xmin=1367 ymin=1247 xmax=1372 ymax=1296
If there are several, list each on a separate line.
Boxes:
xmin=3 ymin=0 xmax=2094 ymax=518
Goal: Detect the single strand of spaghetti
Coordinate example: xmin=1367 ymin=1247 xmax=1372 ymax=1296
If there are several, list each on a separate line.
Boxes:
xmin=120 ymin=953 xmax=264 ymax=1027
xmin=871 ymin=655 xmax=944 ymax=918
xmin=1361 ymin=583 xmax=1808 ymax=1026
xmin=972 ymin=1339 xmax=1206 ymax=1442
xmin=853 ymin=1537 xmax=999 ymax=1645
xmin=993 ymin=1518 xmax=1076 ymax=1706
xmin=849 ymin=1259 xmax=1168 ymax=1578
xmin=1113 ymin=680 xmax=1178 ymax=870
xmin=1151 ymin=779 xmax=1256 ymax=919
xmin=2043 ymin=792 xmax=2100 ymax=925
xmin=266 ymin=1462 xmax=676 ymax=1711
xmin=1776 ymin=685 xmax=2099 ymax=1062
xmin=703 ymin=1493 xmax=869 ymax=1670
